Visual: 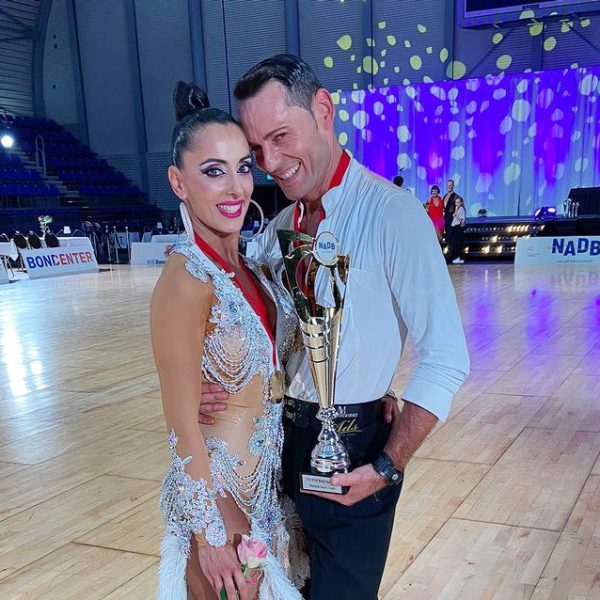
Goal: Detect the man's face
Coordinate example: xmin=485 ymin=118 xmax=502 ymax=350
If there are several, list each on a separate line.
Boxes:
xmin=446 ymin=180 xmax=454 ymax=193
xmin=238 ymin=81 xmax=333 ymax=202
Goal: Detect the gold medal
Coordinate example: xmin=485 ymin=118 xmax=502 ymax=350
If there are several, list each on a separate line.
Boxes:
xmin=269 ymin=370 xmax=285 ymax=403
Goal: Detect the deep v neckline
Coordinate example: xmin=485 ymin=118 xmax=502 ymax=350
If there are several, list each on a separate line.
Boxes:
xmin=192 ymin=234 xmax=278 ymax=365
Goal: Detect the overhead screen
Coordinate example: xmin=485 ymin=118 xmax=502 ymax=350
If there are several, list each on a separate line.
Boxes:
xmin=458 ymin=0 xmax=600 ymax=27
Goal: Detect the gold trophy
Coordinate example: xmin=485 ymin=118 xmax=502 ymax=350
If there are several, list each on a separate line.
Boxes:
xmin=278 ymin=229 xmax=350 ymax=494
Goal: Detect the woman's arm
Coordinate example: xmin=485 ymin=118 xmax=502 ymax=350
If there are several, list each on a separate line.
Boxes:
xmin=152 ymin=256 xmax=214 ymax=507
xmin=152 ymin=255 xmax=250 ymax=599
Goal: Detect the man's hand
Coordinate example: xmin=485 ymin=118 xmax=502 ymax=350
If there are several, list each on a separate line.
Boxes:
xmin=382 ymin=393 xmax=401 ymax=423
xmin=302 ymin=464 xmax=387 ymax=506
xmin=198 ymin=382 xmax=229 ymax=425
xmin=303 ymin=394 xmax=400 ymax=505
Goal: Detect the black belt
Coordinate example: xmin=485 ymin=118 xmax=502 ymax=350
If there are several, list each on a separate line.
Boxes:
xmin=283 ymin=396 xmax=385 ymax=431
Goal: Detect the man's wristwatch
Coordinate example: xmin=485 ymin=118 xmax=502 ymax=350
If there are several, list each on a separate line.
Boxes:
xmin=372 ymin=451 xmax=404 ymax=486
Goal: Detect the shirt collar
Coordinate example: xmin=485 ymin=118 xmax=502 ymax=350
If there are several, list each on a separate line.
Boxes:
xmin=328 ymin=149 xmax=351 ymax=191
xmin=293 ymin=150 xmax=351 ymax=230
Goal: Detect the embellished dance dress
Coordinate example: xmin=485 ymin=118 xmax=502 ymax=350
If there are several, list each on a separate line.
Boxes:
xmin=157 ymin=236 xmax=306 ymax=599
xmin=426 ymin=196 xmax=445 ymax=238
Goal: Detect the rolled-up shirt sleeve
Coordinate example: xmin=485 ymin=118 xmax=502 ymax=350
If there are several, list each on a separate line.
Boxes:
xmin=380 ymin=192 xmax=470 ymax=421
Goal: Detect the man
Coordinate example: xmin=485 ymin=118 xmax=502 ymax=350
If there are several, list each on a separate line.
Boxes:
xmin=443 ymin=179 xmax=459 ymax=237
xmin=200 ymin=54 xmax=469 ymax=600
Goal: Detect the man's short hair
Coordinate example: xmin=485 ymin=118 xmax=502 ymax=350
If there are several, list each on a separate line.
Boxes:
xmin=393 ymin=175 xmax=404 ymax=187
xmin=234 ymin=54 xmax=322 ymax=113
xmin=447 ymin=179 xmax=455 ymax=185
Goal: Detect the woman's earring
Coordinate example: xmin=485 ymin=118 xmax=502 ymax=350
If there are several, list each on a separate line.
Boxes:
xmin=240 ymin=199 xmax=266 ymax=242
xmin=179 ymin=202 xmax=194 ymax=237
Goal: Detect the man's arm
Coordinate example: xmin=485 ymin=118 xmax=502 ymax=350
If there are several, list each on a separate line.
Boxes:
xmin=382 ymin=192 xmax=470 ymax=421
xmin=305 ymin=399 xmax=437 ymax=507
xmin=383 ymin=400 xmax=437 ymax=471
xmin=308 ymin=191 xmax=469 ymax=506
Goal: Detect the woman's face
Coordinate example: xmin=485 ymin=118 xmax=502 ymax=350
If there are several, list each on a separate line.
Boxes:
xmin=169 ymin=123 xmax=254 ymax=237
xmin=431 ymin=188 xmax=439 ymax=197
xmin=455 ymin=197 xmax=463 ymax=208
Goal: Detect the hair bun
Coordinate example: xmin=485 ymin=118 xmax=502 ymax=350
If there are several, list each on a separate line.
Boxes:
xmin=173 ymin=81 xmax=210 ymax=121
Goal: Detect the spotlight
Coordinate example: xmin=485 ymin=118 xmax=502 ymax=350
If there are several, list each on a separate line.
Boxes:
xmin=533 ymin=206 xmax=557 ymax=221
xmin=0 ymin=133 xmax=14 ymax=149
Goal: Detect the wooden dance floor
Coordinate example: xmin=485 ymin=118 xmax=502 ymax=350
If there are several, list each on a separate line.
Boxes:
xmin=0 ymin=263 xmax=599 ymax=599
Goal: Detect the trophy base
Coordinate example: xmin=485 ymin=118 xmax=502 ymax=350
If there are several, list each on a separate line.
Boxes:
xmin=300 ymin=472 xmax=349 ymax=495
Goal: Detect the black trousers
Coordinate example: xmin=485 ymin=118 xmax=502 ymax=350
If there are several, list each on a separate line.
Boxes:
xmin=448 ymin=225 xmax=464 ymax=261
xmin=444 ymin=212 xmax=454 ymax=239
xmin=282 ymin=398 xmax=402 ymax=600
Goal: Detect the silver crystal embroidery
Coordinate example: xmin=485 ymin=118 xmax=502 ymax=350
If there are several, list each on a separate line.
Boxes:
xmin=159 ymin=429 xmax=227 ymax=549
xmin=177 ymin=239 xmax=272 ymax=398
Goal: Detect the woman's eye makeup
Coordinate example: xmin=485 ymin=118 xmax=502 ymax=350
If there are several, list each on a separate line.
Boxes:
xmin=202 ymin=165 xmax=223 ymax=177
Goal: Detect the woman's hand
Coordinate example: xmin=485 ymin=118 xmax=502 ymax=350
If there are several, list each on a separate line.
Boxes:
xmin=198 ymin=543 xmax=249 ymax=600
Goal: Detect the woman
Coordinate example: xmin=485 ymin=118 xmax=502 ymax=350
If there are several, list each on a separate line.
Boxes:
xmin=448 ymin=196 xmax=466 ymax=264
xmin=425 ymin=185 xmax=444 ymax=241
xmin=152 ymin=82 xmax=305 ymax=600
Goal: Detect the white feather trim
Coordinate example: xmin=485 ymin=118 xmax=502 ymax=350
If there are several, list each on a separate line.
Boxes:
xmin=281 ymin=496 xmax=310 ymax=588
xmin=157 ymin=532 xmax=189 ymax=600
xmin=259 ymin=552 xmax=304 ymax=600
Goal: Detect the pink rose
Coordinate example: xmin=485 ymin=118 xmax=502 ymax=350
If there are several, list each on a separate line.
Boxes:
xmin=237 ymin=535 xmax=268 ymax=569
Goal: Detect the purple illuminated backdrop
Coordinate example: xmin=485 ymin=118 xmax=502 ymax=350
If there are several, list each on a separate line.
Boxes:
xmin=335 ymin=65 xmax=600 ymax=216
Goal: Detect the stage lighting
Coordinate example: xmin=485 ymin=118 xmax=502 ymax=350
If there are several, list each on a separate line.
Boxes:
xmin=533 ymin=206 xmax=557 ymax=221
xmin=0 ymin=133 xmax=14 ymax=149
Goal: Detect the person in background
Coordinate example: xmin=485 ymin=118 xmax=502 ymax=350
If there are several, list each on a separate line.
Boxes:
xmin=425 ymin=185 xmax=444 ymax=241
xmin=448 ymin=196 xmax=466 ymax=265
xmin=443 ymin=179 xmax=459 ymax=239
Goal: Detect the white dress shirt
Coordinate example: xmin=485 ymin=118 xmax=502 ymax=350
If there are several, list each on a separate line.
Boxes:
xmin=253 ymin=158 xmax=469 ymax=421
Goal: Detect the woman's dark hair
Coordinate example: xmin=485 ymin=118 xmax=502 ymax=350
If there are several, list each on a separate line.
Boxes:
xmin=431 ymin=185 xmax=440 ymax=193
xmin=234 ymin=54 xmax=322 ymax=113
xmin=171 ymin=81 xmax=240 ymax=168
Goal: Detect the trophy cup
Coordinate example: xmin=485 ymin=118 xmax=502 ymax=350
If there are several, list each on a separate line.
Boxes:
xmin=278 ymin=229 xmax=351 ymax=494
